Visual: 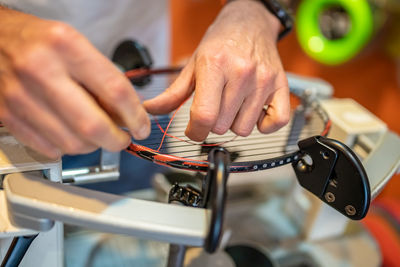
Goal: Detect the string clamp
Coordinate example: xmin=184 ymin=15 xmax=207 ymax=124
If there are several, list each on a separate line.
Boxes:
xmin=293 ymin=136 xmax=371 ymax=220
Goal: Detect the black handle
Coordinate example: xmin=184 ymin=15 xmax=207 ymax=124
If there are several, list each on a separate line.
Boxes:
xmin=204 ymin=148 xmax=230 ymax=253
xmin=112 ymin=39 xmax=153 ymax=86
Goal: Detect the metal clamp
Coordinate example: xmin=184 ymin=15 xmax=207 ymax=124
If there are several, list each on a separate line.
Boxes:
xmin=61 ymin=150 xmax=120 ymax=185
xmin=293 ymin=136 xmax=371 ymax=220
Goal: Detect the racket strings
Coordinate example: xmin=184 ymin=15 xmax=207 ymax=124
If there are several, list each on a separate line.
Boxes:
xmin=161 ymin=130 xmax=321 ymax=161
xmin=153 ymin=114 xmax=238 ymax=149
xmin=143 ymin=125 xmax=320 ymax=151
xmin=143 ymin=110 xmax=323 ymax=163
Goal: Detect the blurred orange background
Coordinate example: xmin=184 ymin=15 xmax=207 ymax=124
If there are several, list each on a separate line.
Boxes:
xmin=170 ymin=0 xmax=400 ymax=199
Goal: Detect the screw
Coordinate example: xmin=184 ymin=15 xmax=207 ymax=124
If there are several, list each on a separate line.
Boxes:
xmin=321 ymin=151 xmax=330 ymax=160
xmin=325 ymin=192 xmax=335 ymax=203
xmin=329 ymin=179 xmax=338 ymax=188
xmin=345 ymin=205 xmax=356 ymax=216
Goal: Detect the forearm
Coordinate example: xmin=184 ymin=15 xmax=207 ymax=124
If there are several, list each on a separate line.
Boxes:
xmin=208 ymin=0 xmax=281 ymax=47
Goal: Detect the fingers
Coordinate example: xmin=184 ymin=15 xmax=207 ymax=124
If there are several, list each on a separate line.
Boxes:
xmin=185 ymin=60 xmax=225 ymax=141
xmin=51 ymin=25 xmax=150 ymax=140
xmin=14 ymin=49 xmax=132 ymax=152
xmin=71 ymin=58 xmax=150 ymax=140
xmin=30 ymin=75 xmax=131 ymax=152
xmin=3 ymin=76 xmax=98 ymax=155
xmin=211 ymin=75 xmax=251 ymax=135
xmin=230 ymin=91 xmax=268 ymax=137
xmin=143 ymin=60 xmax=195 ymax=114
xmin=230 ymin=70 xmax=275 ymax=136
xmin=257 ymin=84 xmax=290 ymax=134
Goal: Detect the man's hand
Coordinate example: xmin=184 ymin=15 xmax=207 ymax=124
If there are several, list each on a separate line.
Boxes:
xmin=144 ymin=0 xmax=290 ymax=141
xmin=0 ymin=7 xmax=150 ymax=158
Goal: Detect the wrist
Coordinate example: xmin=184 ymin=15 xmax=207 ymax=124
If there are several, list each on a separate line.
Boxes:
xmin=225 ymin=0 xmax=292 ymax=40
xmin=221 ymin=0 xmax=281 ymax=40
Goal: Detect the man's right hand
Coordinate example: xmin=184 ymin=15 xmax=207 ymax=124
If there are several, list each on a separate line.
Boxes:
xmin=0 ymin=7 xmax=150 ymax=159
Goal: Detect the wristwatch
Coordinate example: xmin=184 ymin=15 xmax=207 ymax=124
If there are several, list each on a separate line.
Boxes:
xmin=227 ymin=0 xmax=293 ymax=40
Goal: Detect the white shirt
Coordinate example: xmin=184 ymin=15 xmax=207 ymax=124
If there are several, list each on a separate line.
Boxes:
xmin=0 ymin=0 xmax=170 ymax=65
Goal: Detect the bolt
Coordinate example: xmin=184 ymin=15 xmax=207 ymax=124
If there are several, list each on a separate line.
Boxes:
xmin=325 ymin=192 xmax=335 ymax=203
xmin=329 ymin=179 xmax=338 ymax=188
xmin=345 ymin=205 xmax=356 ymax=216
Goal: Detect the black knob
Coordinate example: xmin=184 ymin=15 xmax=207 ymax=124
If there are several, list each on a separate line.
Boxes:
xmin=112 ymin=40 xmax=153 ymax=86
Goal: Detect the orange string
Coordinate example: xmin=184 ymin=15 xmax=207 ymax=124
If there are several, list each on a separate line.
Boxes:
xmin=155 ymin=98 xmax=188 ymax=151
xmin=153 ymin=98 xmax=237 ymax=151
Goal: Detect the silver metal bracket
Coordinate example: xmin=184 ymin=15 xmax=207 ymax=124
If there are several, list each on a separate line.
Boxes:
xmin=61 ymin=149 xmax=120 ymax=184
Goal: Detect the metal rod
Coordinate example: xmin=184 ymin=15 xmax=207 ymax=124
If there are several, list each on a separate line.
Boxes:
xmin=1 ymin=234 xmax=38 ymax=267
xmin=166 ymin=244 xmax=187 ymax=267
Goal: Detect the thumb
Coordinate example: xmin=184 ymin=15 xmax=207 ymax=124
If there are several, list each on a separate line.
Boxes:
xmin=144 ymin=60 xmax=195 ymax=115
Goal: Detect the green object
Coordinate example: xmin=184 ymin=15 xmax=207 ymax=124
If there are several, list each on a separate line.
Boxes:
xmin=296 ymin=0 xmax=374 ymax=65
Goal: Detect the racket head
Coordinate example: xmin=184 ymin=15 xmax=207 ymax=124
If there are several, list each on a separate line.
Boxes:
xmin=126 ymin=68 xmax=331 ymax=173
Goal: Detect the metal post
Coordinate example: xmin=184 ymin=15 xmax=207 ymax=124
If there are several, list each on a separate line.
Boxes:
xmin=166 ymin=244 xmax=187 ymax=267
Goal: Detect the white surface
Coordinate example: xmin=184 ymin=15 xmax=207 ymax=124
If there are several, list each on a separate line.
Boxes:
xmin=5 ymin=173 xmax=210 ymax=247
xmin=0 ymin=191 xmax=37 ymax=238
xmin=364 ymin=131 xmax=400 ymax=198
